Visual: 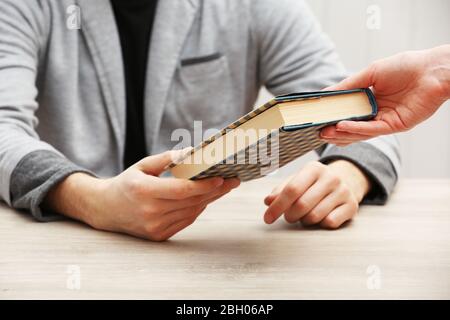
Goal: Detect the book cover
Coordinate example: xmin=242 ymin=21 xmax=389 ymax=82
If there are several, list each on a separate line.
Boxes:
xmin=168 ymin=88 xmax=377 ymax=181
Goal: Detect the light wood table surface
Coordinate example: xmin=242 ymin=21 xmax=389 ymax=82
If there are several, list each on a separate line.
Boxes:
xmin=1 ymin=179 xmax=449 ymax=299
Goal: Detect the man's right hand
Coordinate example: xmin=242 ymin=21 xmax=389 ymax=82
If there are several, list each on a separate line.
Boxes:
xmin=44 ymin=151 xmax=240 ymax=241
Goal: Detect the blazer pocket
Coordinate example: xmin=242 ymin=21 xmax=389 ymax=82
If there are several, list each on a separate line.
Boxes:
xmin=180 ymin=52 xmax=223 ymax=66
xmin=167 ymin=54 xmax=234 ymax=130
xmin=177 ymin=53 xmax=228 ymax=83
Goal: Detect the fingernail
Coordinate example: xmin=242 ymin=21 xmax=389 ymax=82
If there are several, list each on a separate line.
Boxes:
xmin=264 ymin=195 xmax=274 ymax=205
xmin=264 ymin=212 xmax=273 ymax=224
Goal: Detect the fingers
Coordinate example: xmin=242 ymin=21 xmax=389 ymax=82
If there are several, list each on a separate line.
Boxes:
xmin=135 ymin=150 xmax=181 ymax=175
xmin=321 ymin=125 xmax=374 ymax=140
xmin=320 ymin=120 xmax=396 ymax=145
xmin=300 ymin=188 xmax=348 ymax=226
xmin=145 ymin=205 xmax=206 ymax=241
xmin=162 ymin=201 xmax=216 ymax=240
xmin=148 ymin=176 xmax=226 ymax=200
xmin=320 ymin=203 xmax=356 ymax=229
xmin=264 ymin=163 xmax=321 ymax=224
xmin=161 ymin=212 xmax=205 ymax=241
xmin=263 ymin=161 xmax=360 ymax=230
xmin=163 ymin=193 xmax=222 ymax=226
xmin=335 ymin=120 xmax=394 ymax=136
xmin=161 ymin=178 xmax=240 ymax=212
xmin=324 ymin=65 xmax=375 ymax=91
xmin=264 ymin=178 xmax=290 ymax=205
xmin=156 ymin=186 xmax=235 ymax=241
xmin=283 ymin=176 xmax=337 ymax=223
xmin=320 ymin=120 xmax=394 ymax=144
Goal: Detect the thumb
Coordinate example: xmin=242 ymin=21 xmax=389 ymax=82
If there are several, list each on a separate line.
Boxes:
xmin=135 ymin=149 xmax=188 ymax=176
xmin=325 ymin=66 xmax=374 ymax=91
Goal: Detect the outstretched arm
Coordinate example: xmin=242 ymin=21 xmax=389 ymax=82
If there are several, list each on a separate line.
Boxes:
xmin=321 ymin=45 xmax=450 ymax=145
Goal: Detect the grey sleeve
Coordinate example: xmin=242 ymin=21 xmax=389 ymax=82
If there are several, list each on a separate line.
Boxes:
xmin=10 ymin=150 xmax=94 ymax=222
xmin=250 ymin=0 xmax=347 ymax=93
xmin=0 ymin=0 xmax=65 ymax=205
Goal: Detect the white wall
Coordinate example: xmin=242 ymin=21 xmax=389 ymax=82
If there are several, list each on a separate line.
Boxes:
xmin=256 ymin=0 xmax=450 ymax=178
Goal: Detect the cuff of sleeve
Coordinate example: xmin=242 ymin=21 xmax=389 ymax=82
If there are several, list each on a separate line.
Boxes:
xmin=10 ymin=150 xmax=95 ymax=222
xmin=318 ymin=143 xmax=397 ymax=205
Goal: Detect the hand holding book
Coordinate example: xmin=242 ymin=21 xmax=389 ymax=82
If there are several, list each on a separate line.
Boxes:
xmin=45 ymin=150 xmax=240 ymax=241
xmin=321 ymin=45 xmax=450 ymax=145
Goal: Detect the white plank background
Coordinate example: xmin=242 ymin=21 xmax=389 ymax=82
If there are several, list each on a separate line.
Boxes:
xmin=256 ymin=0 xmax=450 ymax=179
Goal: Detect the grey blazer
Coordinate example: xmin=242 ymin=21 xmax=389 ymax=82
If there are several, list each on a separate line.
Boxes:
xmin=0 ymin=0 xmax=400 ymax=220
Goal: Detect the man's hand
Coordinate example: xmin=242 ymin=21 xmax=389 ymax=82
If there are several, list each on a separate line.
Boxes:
xmin=321 ymin=45 xmax=450 ymax=146
xmin=44 ymin=151 xmax=240 ymax=241
xmin=263 ymin=160 xmax=370 ymax=229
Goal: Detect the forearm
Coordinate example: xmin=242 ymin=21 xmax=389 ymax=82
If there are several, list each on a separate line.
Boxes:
xmin=9 ymin=150 xmax=95 ymax=221
xmin=43 ymin=172 xmax=106 ymax=227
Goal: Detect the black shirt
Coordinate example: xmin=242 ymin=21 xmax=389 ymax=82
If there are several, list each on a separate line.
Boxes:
xmin=111 ymin=0 xmax=158 ymax=168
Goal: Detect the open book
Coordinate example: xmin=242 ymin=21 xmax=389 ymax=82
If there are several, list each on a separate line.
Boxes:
xmin=168 ymin=88 xmax=377 ymax=181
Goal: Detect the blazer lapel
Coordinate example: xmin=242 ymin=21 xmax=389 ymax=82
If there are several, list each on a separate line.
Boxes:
xmin=144 ymin=0 xmax=200 ymax=154
xmin=77 ymin=0 xmax=126 ymax=158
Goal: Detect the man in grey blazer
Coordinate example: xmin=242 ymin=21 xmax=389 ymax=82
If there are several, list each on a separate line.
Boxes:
xmin=0 ymin=0 xmax=400 ymax=241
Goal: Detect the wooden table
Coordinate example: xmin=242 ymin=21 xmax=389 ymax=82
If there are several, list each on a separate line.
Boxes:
xmin=1 ymin=179 xmax=449 ymax=299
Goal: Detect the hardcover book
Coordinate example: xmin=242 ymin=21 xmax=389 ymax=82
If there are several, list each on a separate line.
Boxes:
xmin=168 ymin=88 xmax=377 ymax=181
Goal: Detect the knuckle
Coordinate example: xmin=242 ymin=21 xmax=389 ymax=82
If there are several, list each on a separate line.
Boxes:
xmin=327 ymin=174 xmax=341 ymax=187
xmin=188 ymin=206 xmax=202 ymax=217
xmin=323 ymin=216 xmax=340 ymax=229
xmin=187 ymin=216 xmax=197 ymax=226
xmin=339 ymin=185 xmax=351 ymax=198
xmin=143 ymin=204 xmax=160 ymax=217
xmin=306 ymin=161 xmax=324 ymax=174
xmin=284 ymin=212 xmax=298 ymax=224
xmin=197 ymin=204 xmax=208 ymax=214
xmin=349 ymin=198 xmax=359 ymax=211
xmin=174 ymin=184 xmax=190 ymax=198
xmin=295 ymin=198 xmax=309 ymax=213
xmin=149 ymin=233 xmax=168 ymax=242
xmin=127 ymin=179 xmax=146 ymax=197
xmin=283 ymin=184 xmax=298 ymax=198
xmin=145 ymin=221 xmax=164 ymax=235
xmin=307 ymin=211 xmax=322 ymax=224
xmin=184 ymin=182 xmax=196 ymax=195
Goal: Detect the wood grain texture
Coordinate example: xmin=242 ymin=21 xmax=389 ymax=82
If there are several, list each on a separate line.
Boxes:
xmin=1 ymin=179 xmax=449 ymax=299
